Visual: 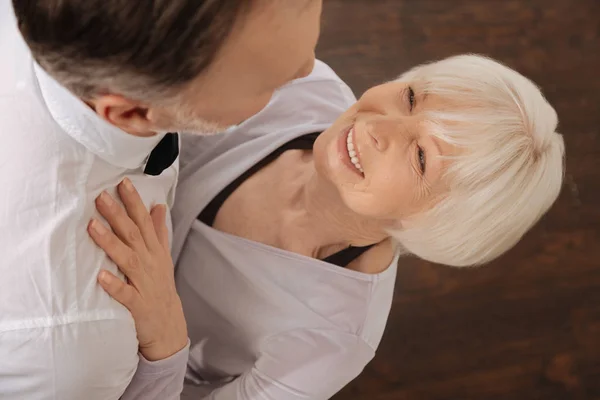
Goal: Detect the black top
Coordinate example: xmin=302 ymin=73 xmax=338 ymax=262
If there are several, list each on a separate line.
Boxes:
xmin=197 ymin=132 xmax=374 ymax=268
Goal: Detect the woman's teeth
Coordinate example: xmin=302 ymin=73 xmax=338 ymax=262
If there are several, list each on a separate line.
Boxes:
xmin=346 ymin=128 xmax=363 ymax=174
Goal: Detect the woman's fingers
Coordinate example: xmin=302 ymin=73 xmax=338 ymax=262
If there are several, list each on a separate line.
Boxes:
xmin=150 ymin=204 xmax=170 ymax=251
xmin=90 ymin=195 xmax=186 ymax=362
xmin=95 ymin=190 xmax=147 ymax=253
xmin=98 ymin=270 xmax=140 ymax=313
xmin=88 ymin=219 xmax=145 ymax=283
xmin=117 ymin=179 xmax=161 ymax=250
xmin=90 ymin=183 xmax=187 ymax=362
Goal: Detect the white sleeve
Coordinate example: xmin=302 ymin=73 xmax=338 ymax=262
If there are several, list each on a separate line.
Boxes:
xmin=196 ymin=329 xmax=374 ymax=400
xmin=120 ymin=340 xmax=190 ymax=400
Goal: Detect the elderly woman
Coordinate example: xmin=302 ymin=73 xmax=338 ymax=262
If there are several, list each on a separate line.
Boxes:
xmin=89 ymin=55 xmax=564 ymax=399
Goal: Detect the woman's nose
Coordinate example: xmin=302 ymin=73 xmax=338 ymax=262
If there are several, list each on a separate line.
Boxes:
xmin=363 ymin=117 xmax=407 ymax=152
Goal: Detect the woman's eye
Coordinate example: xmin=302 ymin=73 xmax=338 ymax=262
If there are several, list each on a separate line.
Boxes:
xmin=417 ymin=145 xmax=426 ymax=174
xmin=408 ymin=86 xmax=415 ymax=111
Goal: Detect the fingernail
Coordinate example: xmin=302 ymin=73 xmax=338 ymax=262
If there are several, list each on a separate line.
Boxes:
xmin=99 ymin=191 xmax=114 ymax=206
xmin=99 ymin=270 xmax=112 ymax=284
xmin=90 ymin=219 xmax=107 ymax=235
xmin=122 ymin=178 xmax=134 ymax=192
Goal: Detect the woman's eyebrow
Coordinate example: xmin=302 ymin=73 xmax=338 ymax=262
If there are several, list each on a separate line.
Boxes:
xmin=423 ymin=123 xmax=443 ymax=157
xmin=430 ymin=136 xmax=443 ymax=156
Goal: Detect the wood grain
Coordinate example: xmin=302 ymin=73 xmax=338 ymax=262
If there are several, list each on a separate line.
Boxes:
xmin=317 ymin=1 xmax=600 ymax=399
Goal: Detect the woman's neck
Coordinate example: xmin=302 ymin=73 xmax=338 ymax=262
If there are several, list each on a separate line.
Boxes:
xmin=282 ymin=161 xmax=389 ymax=253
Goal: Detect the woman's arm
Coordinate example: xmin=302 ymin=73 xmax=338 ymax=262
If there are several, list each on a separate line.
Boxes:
xmin=196 ymin=329 xmax=374 ymax=400
xmin=89 ymin=180 xmax=375 ymax=400
xmin=88 ymin=179 xmax=190 ymax=399
xmin=120 ymin=343 xmax=190 ymax=400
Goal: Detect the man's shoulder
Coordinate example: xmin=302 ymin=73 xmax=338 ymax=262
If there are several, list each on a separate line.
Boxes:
xmin=0 ymin=25 xmax=66 ymax=166
xmin=0 ymin=0 xmax=36 ymax=96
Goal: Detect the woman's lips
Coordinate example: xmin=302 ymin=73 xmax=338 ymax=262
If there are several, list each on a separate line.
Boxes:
xmin=338 ymin=125 xmax=364 ymax=177
xmin=346 ymin=127 xmax=363 ymax=173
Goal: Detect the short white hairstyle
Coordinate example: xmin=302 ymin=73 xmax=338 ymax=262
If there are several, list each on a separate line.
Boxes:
xmin=390 ymin=54 xmax=565 ymax=267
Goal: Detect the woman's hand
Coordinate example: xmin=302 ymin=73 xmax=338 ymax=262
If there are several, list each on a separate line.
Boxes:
xmin=88 ymin=178 xmax=188 ymax=361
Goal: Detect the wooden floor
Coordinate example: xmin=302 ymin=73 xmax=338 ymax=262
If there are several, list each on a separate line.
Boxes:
xmin=317 ymin=1 xmax=600 ymax=399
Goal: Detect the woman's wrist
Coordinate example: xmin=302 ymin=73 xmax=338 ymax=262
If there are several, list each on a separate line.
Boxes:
xmin=141 ymin=337 xmax=189 ymax=362
xmin=140 ymin=299 xmax=189 ymax=361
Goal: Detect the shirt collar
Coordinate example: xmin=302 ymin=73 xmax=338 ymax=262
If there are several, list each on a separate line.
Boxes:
xmin=34 ymin=63 xmax=166 ymax=170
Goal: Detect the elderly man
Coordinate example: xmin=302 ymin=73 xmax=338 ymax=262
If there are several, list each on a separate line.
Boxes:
xmin=0 ymin=0 xmax=322 ymax=399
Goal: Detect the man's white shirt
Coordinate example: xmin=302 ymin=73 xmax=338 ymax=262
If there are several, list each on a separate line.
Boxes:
xmin=0 ymin=2 xmax=179 ymax=398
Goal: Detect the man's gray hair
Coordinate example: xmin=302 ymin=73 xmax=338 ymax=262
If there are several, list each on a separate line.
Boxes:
xmin=12 ymin=0 xmax=255 ymax=102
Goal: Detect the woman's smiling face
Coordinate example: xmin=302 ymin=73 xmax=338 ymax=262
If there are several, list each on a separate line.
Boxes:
xmin=313 ymin=80 xmax=454 ymax=222
xmin=314 ymin=54 xmax=564 ymax=267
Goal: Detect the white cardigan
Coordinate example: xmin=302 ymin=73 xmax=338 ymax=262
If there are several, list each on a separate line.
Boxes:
xmin=171 ymin=60 xmax=399 ymax=400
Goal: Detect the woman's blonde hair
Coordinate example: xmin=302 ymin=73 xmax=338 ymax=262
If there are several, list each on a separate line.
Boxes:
xmin=390 ymin=54 xmax=565 ymax=267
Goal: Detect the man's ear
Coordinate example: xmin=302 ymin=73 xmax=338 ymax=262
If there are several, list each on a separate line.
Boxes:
xmin=92 ymin=95 xmax=155 ymax=137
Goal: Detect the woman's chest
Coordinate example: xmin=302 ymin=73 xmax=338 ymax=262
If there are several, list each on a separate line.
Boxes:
xmin=175 ymin=231 xmax=375 ymax=379
xmin=212 ymin=151 xmax=310 ymax=248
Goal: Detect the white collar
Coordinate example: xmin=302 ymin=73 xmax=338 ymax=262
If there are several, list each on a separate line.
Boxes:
xmin=34 ymin=63 xmax=165 ymax=170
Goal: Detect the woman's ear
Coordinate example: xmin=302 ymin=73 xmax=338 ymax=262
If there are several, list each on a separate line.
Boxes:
xmin=91 ymin=94 xmax=155 ymax=137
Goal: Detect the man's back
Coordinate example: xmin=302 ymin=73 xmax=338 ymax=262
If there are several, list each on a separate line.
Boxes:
xmin=0 ymin=2 xmax=178 ymax=398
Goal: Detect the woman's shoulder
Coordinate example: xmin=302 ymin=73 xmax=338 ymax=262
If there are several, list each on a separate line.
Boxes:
xmin=230 ymin=60 xmax=356 ymax=136
xmin=178 ymin=61 xmax=356 ymax=175
xmin=229 ymin=60 xmax=356 ymax=136
xmin=285 ymin=60 xmax=354 ymax=93
xmin=270 ymin=59 xmax=357 ymax=112
xmin=347 ymin=238 xmax=398 ymax=275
